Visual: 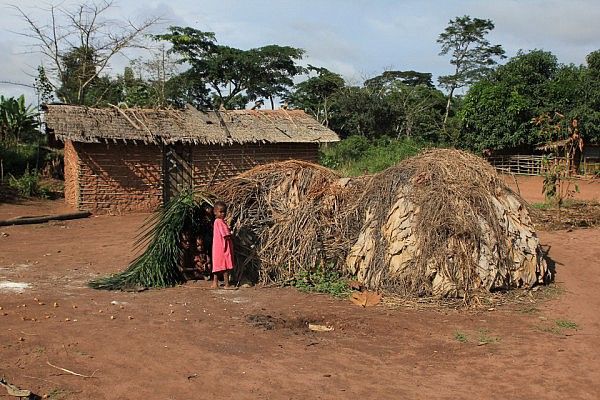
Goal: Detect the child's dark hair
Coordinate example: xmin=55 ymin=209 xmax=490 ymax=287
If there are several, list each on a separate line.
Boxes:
xmin=214 ymin=201 xmax=227 ymax=212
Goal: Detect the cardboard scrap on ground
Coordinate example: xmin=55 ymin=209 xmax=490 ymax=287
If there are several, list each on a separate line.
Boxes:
xmin=350 ymin=290 xmax=382 ymax=307
xmin=308 ymin=323 xmax=334 ymax=332
xmin=0 ymin=378 xmax=31 ymax=397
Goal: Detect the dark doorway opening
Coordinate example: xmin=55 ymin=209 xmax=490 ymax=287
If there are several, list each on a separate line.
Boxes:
xmin=163 ymin=144 xmax=193 ymax=205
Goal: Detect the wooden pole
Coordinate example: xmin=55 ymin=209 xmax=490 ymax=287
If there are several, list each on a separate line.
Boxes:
xmin=0 ymin=211 xmax=91 ymax=227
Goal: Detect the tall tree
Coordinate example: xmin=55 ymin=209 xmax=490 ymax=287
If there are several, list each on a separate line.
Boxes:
xmin=246 ymin=45 xmax=306 ymax=109
xmin=34 ymin=66 xmax=55 ymax=104
xmin=14 ymin=0 xmax=158 ymax=105
xmin=460 ymin=50 xmax=558 ymax=151
xmin=154 ymin=26 xmax=304 ymax=109
xmin=287 ymin=66 xmax=345 ymax=126
xmin=328 ymin=86 xmax=395 ymax=139
xmin=587 ymin=50 xmax=600 ymax=73
xmin=55 ymin=46 xmax=98 ymax=104
xmin=385 ymin=82 xmax=446 ymax=140
xmin=364 ymin=70 xmax=434 ymax=91
xmin=437 ymin=15 xmax=505 ymax=131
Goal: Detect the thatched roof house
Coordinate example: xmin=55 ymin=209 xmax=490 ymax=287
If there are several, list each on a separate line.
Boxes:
xmin=534 ymin=138 xmax=571 ymax=152
xmin=44 ymin=105 xmax=338 ymax=145
xmin=43 ymin=105 xmax=339 ymax=213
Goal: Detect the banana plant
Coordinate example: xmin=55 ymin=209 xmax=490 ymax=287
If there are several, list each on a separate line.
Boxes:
xmin=0 ymin=95 xmax=39 ymax=144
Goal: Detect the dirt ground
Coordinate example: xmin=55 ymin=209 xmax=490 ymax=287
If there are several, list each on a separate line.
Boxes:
xmin=1 ymin=177 xmax=600 ymax=399
xmin=502 ymin=174 xmax=600 ymax=203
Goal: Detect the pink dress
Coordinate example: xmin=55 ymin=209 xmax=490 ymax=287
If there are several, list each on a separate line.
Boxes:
xmin=212 ymin=218 xmax=234 ymax=272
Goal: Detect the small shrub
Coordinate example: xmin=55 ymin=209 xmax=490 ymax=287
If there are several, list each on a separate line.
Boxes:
xmin=8 ymin=167 xmax=50 ymax=198
xmin=0 ymin=143 xmax=39 ymax=176
xmin=320 ymin=135 xmax=371 ymax=170
xmin=291 ymin=267 xmax=350 ymax=298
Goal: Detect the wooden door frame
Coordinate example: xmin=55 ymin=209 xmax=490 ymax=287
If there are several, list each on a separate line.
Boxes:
xmin=162 ymin=143 xmax=194 ymax=205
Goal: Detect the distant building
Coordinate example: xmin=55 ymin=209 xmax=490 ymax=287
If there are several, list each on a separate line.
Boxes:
xmin=43 ymin=105 xmax=339 ymax=213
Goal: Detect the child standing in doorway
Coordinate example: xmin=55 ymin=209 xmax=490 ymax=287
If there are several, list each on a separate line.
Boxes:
xmin=211 ymin=201 xmax=234 ymax=289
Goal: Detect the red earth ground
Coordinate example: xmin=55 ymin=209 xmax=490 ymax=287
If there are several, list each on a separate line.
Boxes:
xmin=502 ymin=174 xmax=600 ymax=203
xmin=0 ymin=175 xmax=599 ymax=400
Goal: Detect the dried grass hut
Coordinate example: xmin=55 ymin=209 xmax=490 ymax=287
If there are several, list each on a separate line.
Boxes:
xmin=43 ymin=105 xmax=339 ymax=213
xmin=215 ymin=151 xmax=550 ymax=298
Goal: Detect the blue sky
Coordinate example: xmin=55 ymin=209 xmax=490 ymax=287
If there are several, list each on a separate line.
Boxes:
xmin=1 ymin=0 xmax=599 ymax=102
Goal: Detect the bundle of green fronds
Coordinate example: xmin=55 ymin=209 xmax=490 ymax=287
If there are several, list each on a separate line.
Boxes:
xmin=89 ymin=191 xmax=213 ymax=290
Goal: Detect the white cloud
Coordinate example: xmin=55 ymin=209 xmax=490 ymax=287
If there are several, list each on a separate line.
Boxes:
xmin=1 ymin=0 xmax=600 ymax=103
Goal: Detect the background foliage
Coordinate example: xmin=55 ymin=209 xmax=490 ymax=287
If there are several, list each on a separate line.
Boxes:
xmin=5 ymin=12 xmax=600 ymax=185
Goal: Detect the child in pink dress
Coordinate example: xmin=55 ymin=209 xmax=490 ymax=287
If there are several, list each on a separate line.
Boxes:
xmin=211 ymin=201 xmax=234 ymax=289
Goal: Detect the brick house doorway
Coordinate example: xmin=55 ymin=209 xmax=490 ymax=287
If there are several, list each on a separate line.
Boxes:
xmin=163 ymin=144 xmax=193 ymax=204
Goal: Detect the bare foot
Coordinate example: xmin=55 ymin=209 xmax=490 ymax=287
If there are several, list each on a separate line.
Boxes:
xmin=209 ymin=283 xmax=218 ymax=289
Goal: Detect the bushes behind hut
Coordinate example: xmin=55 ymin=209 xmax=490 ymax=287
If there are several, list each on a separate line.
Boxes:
xmin=320 ymin=135 xmax=427 ymax=176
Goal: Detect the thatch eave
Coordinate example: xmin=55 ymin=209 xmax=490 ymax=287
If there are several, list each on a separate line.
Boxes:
xmin=44 ymin=104 xmax=339 ymax=146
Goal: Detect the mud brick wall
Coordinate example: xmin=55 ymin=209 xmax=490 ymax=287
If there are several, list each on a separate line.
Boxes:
xmin=192 ymin=143 xmax=320 ymax=187
xmin=66 ymin=142 xmax=319 ymax=213
xmin=75 ymin=143 xmax=163 ymax=214
xmin=63 ymin=140 xmax=79 ymax=208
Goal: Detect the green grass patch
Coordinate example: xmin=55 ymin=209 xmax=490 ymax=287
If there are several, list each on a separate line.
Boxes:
xmin=47 ymin=388 xmax=69 ymax=399
xmin=531 ymin=202 xmax=553 ymax=210
xmin=454 ymin=331 xmax=468 ymax=343
xmin=518 ymin=306 xmax=540 ymax=314
xmin=534 ymin=284 xmax=564 ymax=301
xmin=290 ymin=267 xmax=350 ymax=298
xmin=531 ymin=199 xmax=585 ymax=210
xmin=555 ymin=319 xmax=578 ymax=330
xmin=537 ymin=325 xmax=563 ymax=335
xmin=536 ymin=319 xmax=579 ymax=335
xmin=477 ymin=329 xmax=500 ymax=344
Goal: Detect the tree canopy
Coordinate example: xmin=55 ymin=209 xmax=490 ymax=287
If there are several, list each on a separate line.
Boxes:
xmin=15 ymin=0 xmax=158 ymax=106
xmin=286 ymin=65 xmax=345 ymax=126
xmin=287 ymin=67 xmax=446 ymax=141
xmin=11 ymin=7 xmax=600 ymax=158
xmin=438 ymin=15 xmax=505 ymax=130
xmin=154 ymin=26 xmax=305 ymax=109
xmin=460 ymin=49 xmax=600 ymax=151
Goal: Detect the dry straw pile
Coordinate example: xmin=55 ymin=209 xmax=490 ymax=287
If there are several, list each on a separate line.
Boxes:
xmin=91 ymin=148 xmax=549 ymax=299
xmin=215 ymin=149 xmax=549 ymax=298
